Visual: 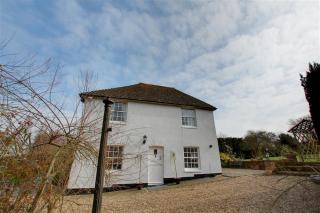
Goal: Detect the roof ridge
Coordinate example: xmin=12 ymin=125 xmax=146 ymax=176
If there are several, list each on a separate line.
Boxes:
xmin=80 ymin=84 xmax=136 ymax=95
xmin=137 ymin=82 xmax=174 ymax=89
xmin=79 ymin=83 xmax=216 ymax=111
xmin=81 ymin=83 xmax=173 ymax=95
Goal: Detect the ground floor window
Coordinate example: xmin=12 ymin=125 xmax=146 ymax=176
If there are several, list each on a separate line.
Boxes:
xmin=105 ymin=145 xmax=123 ymax=170
xmin=184 ymin=147 xmax=200 ymax=169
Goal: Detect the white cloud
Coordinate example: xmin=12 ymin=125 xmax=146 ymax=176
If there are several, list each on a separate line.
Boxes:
xmin=158 ymin=0 xmax=320 ymax=136
xmin=1 ymin=0 xmax=319 ymax=136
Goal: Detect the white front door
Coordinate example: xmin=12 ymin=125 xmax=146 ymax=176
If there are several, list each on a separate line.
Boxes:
xmin=148 ymin=146 xmax=164 ymax=185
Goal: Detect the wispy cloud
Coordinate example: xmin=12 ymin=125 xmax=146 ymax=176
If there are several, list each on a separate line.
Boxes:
xmin=1 ymin=0 xmax=319 ymax=136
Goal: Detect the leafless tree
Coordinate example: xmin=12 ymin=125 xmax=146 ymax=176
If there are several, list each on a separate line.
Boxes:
xmin=0 ymin=43 xmax=152 ymax=212
xmin=0 ymin=43 xmax=100 ymax=212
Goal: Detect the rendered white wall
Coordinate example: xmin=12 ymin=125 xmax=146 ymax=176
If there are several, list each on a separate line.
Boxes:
xmin=67 ymin=99 xmax=222 ymax=189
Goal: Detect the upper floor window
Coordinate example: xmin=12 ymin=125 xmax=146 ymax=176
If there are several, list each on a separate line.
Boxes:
xmin=111 ymin=102 xmax=127 ymax=122
xmin=181 ymin=109 xmax=196 ymax=127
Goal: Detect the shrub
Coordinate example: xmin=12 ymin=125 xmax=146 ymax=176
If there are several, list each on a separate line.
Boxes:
xmin=220 ymin=152 xmax=232 ymax=162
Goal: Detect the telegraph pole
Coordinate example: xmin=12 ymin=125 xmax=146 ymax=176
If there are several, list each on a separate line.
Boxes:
xmin=92 ymin=98 xmax=113 ymax=213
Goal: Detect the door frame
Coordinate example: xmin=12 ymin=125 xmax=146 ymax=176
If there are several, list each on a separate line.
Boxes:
xmin=148 ymin=146 xmax=164 ymax=185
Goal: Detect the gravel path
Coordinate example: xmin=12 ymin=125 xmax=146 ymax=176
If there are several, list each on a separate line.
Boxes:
xmin=62 ymin=169 xmax=320 ymax=213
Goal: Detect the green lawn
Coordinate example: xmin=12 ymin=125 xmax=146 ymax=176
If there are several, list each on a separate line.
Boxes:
xmin=240 ymin=155 xmax=320 ymax=163
xmin=263 ymin=156 xmax=287 ymax=161
xmin=240 ymin=156 xmax=287 ymax=161
xmin=296 ymin=154 xmax=320 ymax=163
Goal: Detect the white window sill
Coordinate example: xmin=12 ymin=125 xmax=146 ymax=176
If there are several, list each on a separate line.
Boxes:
xmin=109 ymin=169 xmax=122 ymax=172
xmin=184 ymin=168 xmax=202 ymax=173
xmin=181 ymin=125 xmax=197 ymax=129
xmin=110 ymin=121 xmax=126 ymax=125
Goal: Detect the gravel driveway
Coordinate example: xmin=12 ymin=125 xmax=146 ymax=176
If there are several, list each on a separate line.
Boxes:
xmin=62 ymin=169 xmax=320 ymax=212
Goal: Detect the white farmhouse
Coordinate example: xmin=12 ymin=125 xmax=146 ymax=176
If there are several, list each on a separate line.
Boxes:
xmin=68 ymin=83 xmax=221 ymax=189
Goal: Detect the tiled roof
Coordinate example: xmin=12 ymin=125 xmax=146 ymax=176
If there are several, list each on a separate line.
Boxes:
xmin=80 ymin=83 xmax=216 ymax=111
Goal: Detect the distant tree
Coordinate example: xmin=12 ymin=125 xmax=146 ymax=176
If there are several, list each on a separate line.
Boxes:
xmin=238 ymin=140 xmax=254 ymax=159
xmin=278 ymin=133 xmax=298 ymax=149
xmin=300 ymin=63 xmax=320 ymax=140
xmin=217 ymin=139 xmax=232 ymax=154
xmin=218 ymin=132 xmax=300 ymax=159
xmin=218 ymin=137 xmax=243 ymax=157
xmin=242 ymin=131 xmax=279 ymax=159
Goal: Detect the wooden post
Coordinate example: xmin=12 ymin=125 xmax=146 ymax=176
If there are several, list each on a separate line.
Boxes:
xmin=92 ymin=98 xmax=113 ymax=213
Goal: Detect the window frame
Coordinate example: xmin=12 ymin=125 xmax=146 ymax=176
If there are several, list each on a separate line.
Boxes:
xmin=110 ymin=102 xmax=127 ymax=123
xmin=181 ymin=109 xmax=197 ymax=128
xmin=105 ymin=145 xmax=124 ymax=171
xmin=183 ymin=146 xmax=201 ymax=171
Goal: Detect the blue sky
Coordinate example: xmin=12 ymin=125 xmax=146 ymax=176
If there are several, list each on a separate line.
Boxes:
xmin=0 ymin=0 xmax=319 ymax=136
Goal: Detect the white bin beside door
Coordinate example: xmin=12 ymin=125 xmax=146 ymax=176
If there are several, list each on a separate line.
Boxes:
xmin=148 ymin=146 xmax=164 ymax=185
